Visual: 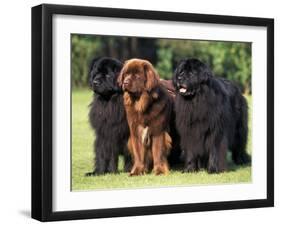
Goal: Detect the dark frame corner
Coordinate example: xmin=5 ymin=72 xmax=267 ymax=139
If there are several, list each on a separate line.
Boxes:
xmin=32 ymin=4 xmax=274 ymax=222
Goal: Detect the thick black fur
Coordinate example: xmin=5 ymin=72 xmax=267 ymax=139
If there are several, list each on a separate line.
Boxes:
xmin=86 ymin=57 xmax=132 ymax=176
xmin=167 ymin=104 xmax=182 ymax=167
xmin=173 ymin=58 xmax=250 ymax=173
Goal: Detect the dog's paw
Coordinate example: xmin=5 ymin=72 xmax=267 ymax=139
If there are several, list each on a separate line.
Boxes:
xmin=182 ymin=161 xmax=197 ymax=173
xmin=207 ymin=165 xmax=225 ymax=174
xmin=129 ymin=164 xmax=145 ymax=176
xmin=233 ymin=153 xmax=251 ymax=165
xmin=182 ymin=165 xmax=198 ymax=173
xmin=153 ymin=163 xmax=169 ymax=175
xmin=85 ymin=171 xmax=96 ymax=177
xmin=85 ymin=170 xmax=105 ymax=176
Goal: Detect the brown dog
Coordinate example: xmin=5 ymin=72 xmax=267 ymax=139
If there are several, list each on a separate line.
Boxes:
xmin=119 ymin=59 xmax=173 ymax=175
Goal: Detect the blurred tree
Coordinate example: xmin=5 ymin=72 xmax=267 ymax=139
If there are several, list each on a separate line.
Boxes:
xmin=156 ymin=48 xmax=173 ymax=79
xmin=157 ymin=39 xmax=251 ymax=93
xmin=71 ymin=35 xmax=102 ymax=87
xmin=71 ymin=35 xmax=251 ymax=93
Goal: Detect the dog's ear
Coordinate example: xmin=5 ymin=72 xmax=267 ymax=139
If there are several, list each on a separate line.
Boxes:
xmin=172 ymin=59 xmax=186 ymax=88
xmin=88 ymin=57 xmax=101 ymax=87
xmin=112 ymin=59 xmax=123 ymax=74
xmin=199 ymin=63 xmax=213 ymax=83
xmin=112 ymin=61 xmax=123 ymax=89
xmin=172 ymin=66 xmax=180 ymax=88
xmin=144 ymin=62 xmax=159 ymax=92
xmin=117 ymin=61 xmax=127 ymax=87
xmin=186 ymin=58 xmax=213 ymax=83
xmin=117 ymin=71 xmax=124 ymax=88
xmin=89 ymin=57 xmax=100 ymax=71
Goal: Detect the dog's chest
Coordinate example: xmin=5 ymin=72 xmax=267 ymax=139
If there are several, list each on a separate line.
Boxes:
xmin=175 ymin=94 xmax=209 ymax=126
xmin=92 ymin=96 xmax=125 ymax=125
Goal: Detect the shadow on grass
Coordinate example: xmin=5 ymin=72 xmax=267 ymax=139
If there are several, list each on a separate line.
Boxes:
xmin=226 ymin=151 xmax=252 ymax=172
xmin=123 ymin=160 xmax=251 ymax=175
xmin=165 ymin=152 xmax=251 ymax=174
xmin=227 ymin=161 xmax=251 ymax=172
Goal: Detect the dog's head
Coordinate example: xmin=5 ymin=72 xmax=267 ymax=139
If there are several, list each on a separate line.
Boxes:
xmin=118 ymin=59 xmax=159 ymax=94
xmin=89 ymin=57 xmax=123 ymax=96
xmin=172 ymin=58 xmax=213 ymax=97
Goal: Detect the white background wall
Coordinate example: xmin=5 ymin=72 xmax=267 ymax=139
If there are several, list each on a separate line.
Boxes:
xmin=0 ymin=0 xmax=279 ymax=225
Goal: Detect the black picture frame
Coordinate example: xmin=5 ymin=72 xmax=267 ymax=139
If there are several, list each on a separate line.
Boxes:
xmin=31 ymin=3 xmax=274 ymax=222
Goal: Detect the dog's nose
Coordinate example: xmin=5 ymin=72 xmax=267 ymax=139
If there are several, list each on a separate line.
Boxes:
xmin=92 ymin=80 xmax=100 ymax=86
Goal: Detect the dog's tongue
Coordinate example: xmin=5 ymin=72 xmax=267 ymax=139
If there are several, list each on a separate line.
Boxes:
xmin=179 ymin=87 xmax=187 ymax=93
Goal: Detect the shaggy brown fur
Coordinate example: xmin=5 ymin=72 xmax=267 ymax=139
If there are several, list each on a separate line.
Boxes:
xmin=119 ymin=59 xmax=173 ymax=175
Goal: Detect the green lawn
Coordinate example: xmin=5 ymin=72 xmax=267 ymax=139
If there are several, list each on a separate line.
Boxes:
xmin=72 ymin=89 xmax=252 ymax=191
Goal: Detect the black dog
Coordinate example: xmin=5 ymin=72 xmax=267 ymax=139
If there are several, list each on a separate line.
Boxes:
xmin=173 ymin=58 xmax=250 ymax=173
xmin=86 ymin=57 xmax=132 ymax=176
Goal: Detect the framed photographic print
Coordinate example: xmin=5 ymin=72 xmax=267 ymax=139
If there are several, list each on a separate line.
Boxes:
xmin=31 ymin=3 xmax=274 ymax=221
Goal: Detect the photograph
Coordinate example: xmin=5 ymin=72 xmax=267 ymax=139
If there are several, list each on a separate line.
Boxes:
xmin=71 ymin=34 xmax=252 ymax=191
xmin=31 ymin=3 xmax=273 ymax=221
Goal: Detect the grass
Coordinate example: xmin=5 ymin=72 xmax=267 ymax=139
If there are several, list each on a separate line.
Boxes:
xmin=72 ymin=89 xmax=252 ymax=191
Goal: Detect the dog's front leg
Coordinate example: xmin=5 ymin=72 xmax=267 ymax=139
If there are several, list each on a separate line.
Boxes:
xmin=129 ymin=131 xmax=145 ymax=176
xmin=152 ymin=133 xmax=169 ymax=175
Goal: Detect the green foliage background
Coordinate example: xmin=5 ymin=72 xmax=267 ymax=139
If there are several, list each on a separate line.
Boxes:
xmin=71 ymin=34 xmax=252 ymax=93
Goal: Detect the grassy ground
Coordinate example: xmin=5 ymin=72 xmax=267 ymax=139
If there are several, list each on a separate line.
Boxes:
xmin=72 ymin=89 xmax=252 ymax=191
